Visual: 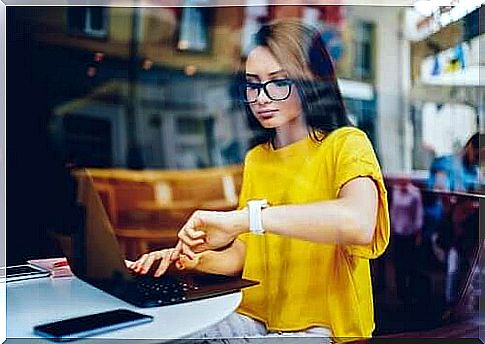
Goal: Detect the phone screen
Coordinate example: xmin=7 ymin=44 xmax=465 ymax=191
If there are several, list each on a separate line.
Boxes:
xmin=7 ymin=265 xmax=45 ymax=276
xmin=5 ymin=264 xmax=51 ymax=282
xmin=34 ymin=309 xmax=153 ymax=339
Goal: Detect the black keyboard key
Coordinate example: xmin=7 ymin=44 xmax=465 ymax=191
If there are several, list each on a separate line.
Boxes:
xmin=131 ymin=275 xmax=200 ymax=305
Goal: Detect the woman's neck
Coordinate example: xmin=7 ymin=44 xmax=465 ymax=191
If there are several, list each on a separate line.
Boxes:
xmin=273 ymin=116 xmax=308 ymax=149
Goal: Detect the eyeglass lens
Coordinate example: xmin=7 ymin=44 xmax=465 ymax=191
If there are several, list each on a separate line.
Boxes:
xmin=243 ymin=79 xmax=292 ymax=103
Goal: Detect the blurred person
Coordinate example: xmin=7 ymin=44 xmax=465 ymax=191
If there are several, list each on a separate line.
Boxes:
xmin=390 ymin=176 xmax=423 ymax=306
xmin=425 ymin=133 xmax=480 ymax=270
xmin=427 ymin=133 xmax=480 ymax=193
xmin=130 ymin=20 xmax=390 ymax=342
xmin=426 ymin=133 xmax=481 ymax=306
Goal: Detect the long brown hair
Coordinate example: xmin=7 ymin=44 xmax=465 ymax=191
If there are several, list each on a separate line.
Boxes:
xmin=239 ymin=19 xmax=351 ymax=146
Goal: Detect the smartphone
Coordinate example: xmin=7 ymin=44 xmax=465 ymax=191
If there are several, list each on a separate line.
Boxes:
xmin=5 ymin=264 xmax=50 ymax=282
xmin=33 ymin=309 xmax=154 ymax=341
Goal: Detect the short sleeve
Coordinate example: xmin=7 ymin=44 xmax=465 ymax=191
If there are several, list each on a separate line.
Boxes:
xmin=334 ymin=129 xmax=390 ymax=259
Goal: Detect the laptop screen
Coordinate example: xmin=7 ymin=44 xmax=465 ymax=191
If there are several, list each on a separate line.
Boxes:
xmin=64 ymin=170 xmax=134 ymax=284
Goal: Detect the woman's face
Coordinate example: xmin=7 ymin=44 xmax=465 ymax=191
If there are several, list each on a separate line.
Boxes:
xmin=245 ymin=46 xmax=303 ymax=129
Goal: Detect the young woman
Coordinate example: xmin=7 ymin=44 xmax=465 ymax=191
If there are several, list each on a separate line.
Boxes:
xmin=129 ymin=20 xmax=390 ymax=342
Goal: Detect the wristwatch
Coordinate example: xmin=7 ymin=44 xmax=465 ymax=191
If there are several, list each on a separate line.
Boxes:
xmin=247 ymin=199 xmax=268 ymax=234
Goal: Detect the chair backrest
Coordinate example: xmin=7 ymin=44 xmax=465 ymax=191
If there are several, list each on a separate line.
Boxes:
xmin=112 ymin=181 xmax=156 ymax=211
xmin=79 ymin=165 xmax=243 ymax=226
xmin=169 ymin=174 xmax=235 ymax=203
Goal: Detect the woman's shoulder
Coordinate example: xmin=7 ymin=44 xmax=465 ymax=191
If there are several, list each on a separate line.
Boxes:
xmin=317 ymin=126 xmax=371 ymax=154
xmin=243 ymin=142 xmax=269 ymax=163
xmin=324 ymin=126 xmax=380 ymax=166
xmin=325 ymin=126 xmax=368 ymax=142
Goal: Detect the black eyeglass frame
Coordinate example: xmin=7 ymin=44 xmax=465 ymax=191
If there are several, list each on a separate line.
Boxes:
xmin=240 ymin=78 xmax=294 ymax=104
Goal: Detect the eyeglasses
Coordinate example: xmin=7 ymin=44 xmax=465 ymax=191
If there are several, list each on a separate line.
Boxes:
xmin=239 ymin=79 xmax=294 ymax=104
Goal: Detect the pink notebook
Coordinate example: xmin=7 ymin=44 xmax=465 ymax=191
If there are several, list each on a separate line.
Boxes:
xmin=27 ymin=257 xmax=72 ymax=278
xmin=28 ymin=258 xmax=135 ymax=278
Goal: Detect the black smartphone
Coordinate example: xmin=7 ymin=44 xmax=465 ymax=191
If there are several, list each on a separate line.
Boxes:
xmin=33 ymin=309 xmax=154 ymax=341
xmin=5 ymin=264 xmax=50 ymax=282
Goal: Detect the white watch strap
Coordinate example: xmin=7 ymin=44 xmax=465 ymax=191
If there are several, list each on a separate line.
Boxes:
xmin=248 ymin=199 xmax=268 ymax=234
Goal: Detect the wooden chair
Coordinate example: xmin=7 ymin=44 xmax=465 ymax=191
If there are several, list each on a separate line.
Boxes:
xmin=90 ymin=181 xmax=176 ymax=260
xmin=79 ymin=165 xmax=243 ymax=260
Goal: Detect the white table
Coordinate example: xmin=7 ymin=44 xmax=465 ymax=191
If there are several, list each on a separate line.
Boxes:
xmin=6 ymin=275 xmax=242 ymax=342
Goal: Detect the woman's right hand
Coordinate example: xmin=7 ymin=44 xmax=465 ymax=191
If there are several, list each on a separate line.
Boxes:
xmin=173 ymin=209 xmax=247 ymax=258
xmin=129 ymin=241 xmax=182 ymax=277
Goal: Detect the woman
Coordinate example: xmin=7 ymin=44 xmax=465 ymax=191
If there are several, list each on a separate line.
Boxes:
xmin=130 ymin=20 xmax=390 ymax=342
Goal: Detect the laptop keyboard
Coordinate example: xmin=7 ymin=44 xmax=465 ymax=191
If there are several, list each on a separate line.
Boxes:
xmin=133 ymin=275 xmax=200 ymax=305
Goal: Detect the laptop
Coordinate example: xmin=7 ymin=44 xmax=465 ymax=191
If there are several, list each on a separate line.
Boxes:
xmin=62 ymin=170 xmax=258 ymax=308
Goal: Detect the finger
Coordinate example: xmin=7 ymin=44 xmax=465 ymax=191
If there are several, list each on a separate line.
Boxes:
xmin=125 ymin=260 xmax=135 ymax=269
xmin=175 ymin=259 xmax=185 ymax=270
xmin=170 ymin=241 xmax=183 ymax=262
xmin=191 ymin=235 xmax=210 ymax=252
xmin=140 ymin=254 xmax=158 ymax=274
xmin=181 ymin=214 xmax=206 ymax=239
xmin=192 ymin=242 xmax=210 ymax=253
xmin=133 ymin=254 xmax=148 ymax=272
xmin=182 ymin=218 xmax=206 ymax=239
xmin=179 ymin=254 xmax=199 ymax=270
xmin=178 ymin=231 xmax=205 ymax=248
xmin=182 ymin=243 xmax=197 ymax=260
xmin=133 ymin=254 xmax=147 ymax=272
xmin=154 ymin=252 xmax=172 ymax=277
xmin=184 ymin=227 xmax=206 ymax=240
xmin=135 ymin=251 xmax=162 ymax=273
xmin=129 ymin=258 xmax=140 ymax=271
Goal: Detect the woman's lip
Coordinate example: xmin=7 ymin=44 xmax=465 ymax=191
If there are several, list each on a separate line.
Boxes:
xmin=257 ymin=110 xmax=278 ymax=117
xmin=258 ymin=113 xmax=276 ymax=120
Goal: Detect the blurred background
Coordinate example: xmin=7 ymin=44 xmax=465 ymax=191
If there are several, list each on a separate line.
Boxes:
xmin=7 ymin=4 xmax=483 ymax=170
xmin=6 ymin=1 xmax=484 ymax=336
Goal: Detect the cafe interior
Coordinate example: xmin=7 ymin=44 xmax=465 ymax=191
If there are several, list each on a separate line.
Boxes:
xmin=6 ymin=1 xmax=484 ymax=340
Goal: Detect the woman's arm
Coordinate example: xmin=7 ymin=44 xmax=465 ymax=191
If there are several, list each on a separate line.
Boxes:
xmin=260 ymin=177 xmax=378 ymax=245
xmin=179 ymin=239 xmax=246 ymax=276
xmin=178 ymin=177 xmax=379 ymax=253
xmin=128 ymin=239 xmax=246 ymax=277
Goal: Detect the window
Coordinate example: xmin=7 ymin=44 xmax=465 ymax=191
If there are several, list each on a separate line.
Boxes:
xmin=303 ymin=6 xmax=346 ymax=64
xmin=352 ymin=21 xmax=374 ymax=80
xmin=344 ymin=97 xmax=377 ymax=150
xmin=63 ymin=115 xmax=113 ymax=167
xmin=67 ymin=7 xmax=108 ymax=38
xmin=177 ymin=0 xmax=212 ymax=52
xmin=411 ymin=102 xmax=478 ymax=170
xmin=240 ymin=3 xmax=269 ymax=57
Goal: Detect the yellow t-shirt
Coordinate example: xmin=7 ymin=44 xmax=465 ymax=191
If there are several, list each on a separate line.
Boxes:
xmin=236 ymin=126 xmax=390 ymax=341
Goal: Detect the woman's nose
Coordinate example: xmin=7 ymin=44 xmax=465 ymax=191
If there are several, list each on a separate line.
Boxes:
xmin=256 ymin=88 xmax=272 ymax=104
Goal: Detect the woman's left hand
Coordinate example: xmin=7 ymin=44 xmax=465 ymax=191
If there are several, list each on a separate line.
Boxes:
xmin=175 ymin=209 xmax=247 ymax=257
xmin=129 ymin=243 xmax=182 ymax=277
